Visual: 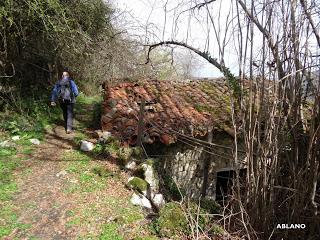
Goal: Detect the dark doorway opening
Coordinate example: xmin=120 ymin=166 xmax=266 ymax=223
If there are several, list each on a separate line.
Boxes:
xmin=215 ymin=169 xmax=246 ymax=202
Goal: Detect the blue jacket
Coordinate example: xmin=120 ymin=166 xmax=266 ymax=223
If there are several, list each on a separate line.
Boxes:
xmin=51 ymin=78 xmax=79 ymax=103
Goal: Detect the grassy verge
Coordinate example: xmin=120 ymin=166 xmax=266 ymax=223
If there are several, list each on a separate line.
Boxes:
xmin=60 ymin=147 xmax=158 ymax=239
xmin=0 ymin=93 xmax=61 ymax=238
xmin=74 ymin=93 xmax=103 ymax=131
xmin=0 ymin=93 xmax=161 ymax=239
xmin=0 ymin=138 xmax=37 ymax=237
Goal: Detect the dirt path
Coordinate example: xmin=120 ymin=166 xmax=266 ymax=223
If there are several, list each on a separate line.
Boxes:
xmin=11 ymin=127 xmax=77 ymax=239
xmin=7 ymin=124 xmax=151 ymax=240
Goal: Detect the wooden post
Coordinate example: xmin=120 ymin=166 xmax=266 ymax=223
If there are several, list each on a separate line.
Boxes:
xmin=137 ymin=99 xmax=145 ymax=146
xmin=201 ymin=128 xmax=213 ymax=198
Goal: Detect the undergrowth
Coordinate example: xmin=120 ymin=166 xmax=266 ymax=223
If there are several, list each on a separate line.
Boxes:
xmin=0 ymin=93 xmax=61 ymax=137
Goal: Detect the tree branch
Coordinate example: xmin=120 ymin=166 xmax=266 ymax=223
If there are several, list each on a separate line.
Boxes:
xmin=236 ymin=0 xmax=285 ymax=79
xmin=300 ymin=0 xmax=320 ymax=47
xmin=145 ymin=40 xmax=241 ymax=98
xmin=145 ymin=40 xmax=225 ymax=72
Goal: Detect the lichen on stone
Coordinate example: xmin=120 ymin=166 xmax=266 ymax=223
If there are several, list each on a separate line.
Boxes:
xmin=127 ymin=177 xmax=149 ymax=194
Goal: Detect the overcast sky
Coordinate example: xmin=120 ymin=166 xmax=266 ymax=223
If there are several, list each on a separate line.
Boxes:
xmin=112 ymin=0 xmax=320 ymax=78
xmin=113 ymin=0 xmax=235 ymax=78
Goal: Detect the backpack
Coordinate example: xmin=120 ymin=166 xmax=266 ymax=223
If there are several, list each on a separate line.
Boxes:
xmin=58 ymin=77 xmax=73 ymax=102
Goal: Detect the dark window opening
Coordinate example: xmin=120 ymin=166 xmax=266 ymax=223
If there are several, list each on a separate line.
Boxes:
xmin=215 ymin=169 xmax=246 ymax=202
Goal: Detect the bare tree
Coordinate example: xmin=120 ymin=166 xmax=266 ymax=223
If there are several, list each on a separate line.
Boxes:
xmin=145 ymin=0 xmax=320 ymax=239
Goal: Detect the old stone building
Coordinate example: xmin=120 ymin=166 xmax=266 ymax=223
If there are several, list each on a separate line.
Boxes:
xmin=101 ymin=78 xmax=245 ymax=200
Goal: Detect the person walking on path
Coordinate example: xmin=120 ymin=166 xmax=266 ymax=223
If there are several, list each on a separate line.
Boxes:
xmin=51 ymin=70 xmax=79 ymax=134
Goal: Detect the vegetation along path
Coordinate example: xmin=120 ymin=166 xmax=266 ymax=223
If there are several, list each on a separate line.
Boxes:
xmin=0 ymin=96 xmax=156 ymax=240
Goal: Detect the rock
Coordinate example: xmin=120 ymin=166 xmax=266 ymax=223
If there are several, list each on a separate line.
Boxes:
xmin=56 ymin=170 xmax=67 ymax=177
xmin=125 ymin=160 xmax=137 ymax=170
xmin=130 ymin=193 xmax=152 ymax=209
xmin=101 ymin=131 xmax=112 ymax=140
xmin=88 ymin=138 xmax=98 ymax=144
xmin=80 ymin=140 xmax=94 ymax=151
xmin=11 ymin=136 xmax=20 ymax=141
xmin=127 ymin=177 xmax=149 ymax=195
xmin=0 ymin=140 xmax=16 ymax=148
xmin=94 ymin=130 xmax=112 ymax=142
xmin=30 ymin=139 xmax=40 ymax=145
xmin=141 ymin=162 xmax=159 ymax=192
xmin=153 ymin=193 xmax=165 ymax=208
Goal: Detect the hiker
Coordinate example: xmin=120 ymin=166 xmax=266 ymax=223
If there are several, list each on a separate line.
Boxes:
xmin=50 ymin=70 xmax=79 ymax=134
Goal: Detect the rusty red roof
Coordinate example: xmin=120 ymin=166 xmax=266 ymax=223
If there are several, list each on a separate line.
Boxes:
xmin=101 ymin=79 xmax=233 ymax=145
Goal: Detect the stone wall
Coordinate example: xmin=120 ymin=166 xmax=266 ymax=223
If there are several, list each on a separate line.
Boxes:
xmin=155 ymin=132 xmax=240 ymax=200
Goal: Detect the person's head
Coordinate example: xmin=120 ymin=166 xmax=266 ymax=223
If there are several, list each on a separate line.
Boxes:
xmin=62 ymin=71 xmax=69 ymax=78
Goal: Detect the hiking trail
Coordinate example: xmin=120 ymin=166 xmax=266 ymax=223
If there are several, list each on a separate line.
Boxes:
xmin=4 ymin=100 xmax=154 ymax=240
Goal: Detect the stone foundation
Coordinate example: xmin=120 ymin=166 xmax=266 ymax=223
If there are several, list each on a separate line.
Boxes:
xmin=153 ymin=132 xmax=243 ymax=200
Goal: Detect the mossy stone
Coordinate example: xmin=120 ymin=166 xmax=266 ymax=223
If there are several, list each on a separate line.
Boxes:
xmin=133 ymin=158 xmax=157 ymax=179
xmin=127 ymin=177 xmax=149 ymax=193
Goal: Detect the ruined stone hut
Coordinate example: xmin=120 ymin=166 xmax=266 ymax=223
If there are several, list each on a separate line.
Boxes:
xmin=101 ymin=79 xmax=245 ymax=200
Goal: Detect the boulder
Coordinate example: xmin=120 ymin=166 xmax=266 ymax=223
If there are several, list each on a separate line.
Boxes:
xmin=152 ymin=193 xmax=165 ymax=208
xmin=30 ymin=138 xmax=40 ymax=145
xmin=101 ymin=131 xmax=112 ymax=140
xmin=130 ymin=193 xmax=152 ymax=209
xmin=93 ymin=130 xmax=103 ymax=138
xmin=94 ymin=130 xmax=112 ymax=142
xmin=80 ymin=140 xmax=94 ymax=151
xmin=125 ymin=160 xmax=137 ymax=171
xmin=141 ymin=163 xmax=159 ymax=192
xmin=127 ymin=177 xmax=149 ymax=195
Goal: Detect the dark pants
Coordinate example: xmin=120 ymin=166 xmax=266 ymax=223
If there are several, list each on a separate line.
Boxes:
xmin=60 ymin=102 xmax=74 ymax=131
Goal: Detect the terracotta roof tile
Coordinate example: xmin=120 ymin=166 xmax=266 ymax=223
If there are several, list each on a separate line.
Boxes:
xmin=101 ymin=79 xmax=232 ymax=145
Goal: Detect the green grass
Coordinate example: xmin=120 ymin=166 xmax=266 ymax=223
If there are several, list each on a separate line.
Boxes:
xmin=0 ymin=93 xmax=159 ymax=239
xmin=66 ymin=216 xmax=82 ymax=227
xmin=118 ymin=207 xmax=144 ymax=224
xmin=63 ymin=150 xmax=91 ymax=163
xmin=0 ymin=203 xmax=32 ymax=237
xmin=134 ymin=237 xmax=159 ymax=240
xmin=74 ymin=93 xmax=103 ymax=130
xmin=0 ymin=147 xmax=17 ymax=157
xmin=0 ymin=146 xmax=33 ymax=238
xmin=63 ymin=149 xmax=110 ymax=193
xmin=0 ymin=93 xmax=63 ymax=238
xmin=99 ymin=223 xmax=124 ymax=240
xmin=20 ymin=146 xmax=34 ymax=155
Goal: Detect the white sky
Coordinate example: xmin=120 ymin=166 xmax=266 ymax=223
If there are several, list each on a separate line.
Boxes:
xmin=112 ymin=0 xmax=319 ymax=78
xmin=113 ymin=0 xmax=236 ymax=78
